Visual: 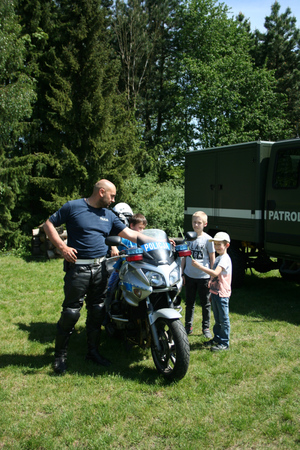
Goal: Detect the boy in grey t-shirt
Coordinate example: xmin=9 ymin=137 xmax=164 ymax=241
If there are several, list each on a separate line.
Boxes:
xmin=182 ymin=211 xmax=215 ymax=337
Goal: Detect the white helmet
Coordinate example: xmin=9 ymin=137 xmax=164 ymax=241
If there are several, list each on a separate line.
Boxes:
xmin=113 ymin=202 xmax=133 ymax=226
xmin=113 ymin=202 xmax=133 ymax=217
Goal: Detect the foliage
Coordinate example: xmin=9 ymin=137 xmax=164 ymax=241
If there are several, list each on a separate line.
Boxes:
xmin=21 ymin=0 xmax=142 ymax=194
xmin=174 ymin=0 xmax=288 ymax=149
xmin=0 ymin=0 xmax=36 ymax=249
xmin=251 ymin=1 xmax=300 ymax=138
xmin=44 ymin=0 xmax=141 ymax=192
xmin=0 ymin=0 xmax=36 ymax=151
xmin=122 ymin=172 xmax=184 ymax=236
xmin=0 ymin=0 xmax=143 ymax=250
xmin=1 ymin=0 xmax=300 ymax=249
xmin=112 ymin=0 xmax=184 ymax=177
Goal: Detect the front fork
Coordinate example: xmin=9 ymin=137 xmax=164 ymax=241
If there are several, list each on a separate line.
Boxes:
xmin=146 ymin=295 xmax=182 ymax=352
xmin=146 ymin=298 xmax=162 ymax=352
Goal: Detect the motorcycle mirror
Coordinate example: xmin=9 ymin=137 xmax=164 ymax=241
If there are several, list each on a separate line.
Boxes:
xmin=105 ymin=236 xmax=122 ymax=246
xmin=185 ymin=231 xmax=197 ymax=241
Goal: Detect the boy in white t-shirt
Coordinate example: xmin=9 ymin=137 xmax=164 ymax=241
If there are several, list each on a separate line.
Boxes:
xmin=191 ymin=232 xmax=232 ymax=351
xmin=182 ymin=211 xmax=215 ymax=337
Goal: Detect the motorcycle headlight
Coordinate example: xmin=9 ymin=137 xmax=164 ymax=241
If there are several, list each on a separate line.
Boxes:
xmin=169 ymin=266 xmax=181 ymax=285
xmin=142 ymin=270 xmax=166 ymax=287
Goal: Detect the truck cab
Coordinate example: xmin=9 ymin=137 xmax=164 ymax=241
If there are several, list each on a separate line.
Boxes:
xmin=265 ymin=139 xmax=300 ymax=278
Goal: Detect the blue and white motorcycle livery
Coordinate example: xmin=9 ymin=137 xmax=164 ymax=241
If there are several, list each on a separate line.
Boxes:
xmin=105 ymin=229 xmax=196 ymax=381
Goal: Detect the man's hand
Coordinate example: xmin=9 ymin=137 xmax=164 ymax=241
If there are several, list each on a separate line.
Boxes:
xmin=61 ymin=246 xmax=78 ymax=263
xmin=43 ymin=220 xmax=78 ymax=263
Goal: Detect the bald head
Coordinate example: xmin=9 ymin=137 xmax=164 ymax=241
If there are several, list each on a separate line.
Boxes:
xmin=94 ymin=179 xmax=116 ymax=193
xmin=89 ymin=179 xmax=116 ymax=208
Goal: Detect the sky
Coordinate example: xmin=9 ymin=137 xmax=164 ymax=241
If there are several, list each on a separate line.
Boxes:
xmin=224 ymin=0 xmax=300 ymax=32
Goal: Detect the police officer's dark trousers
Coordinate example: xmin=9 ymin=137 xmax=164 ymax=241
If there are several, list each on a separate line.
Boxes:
xmin=54 ymin=260 xmax=110 ymax=374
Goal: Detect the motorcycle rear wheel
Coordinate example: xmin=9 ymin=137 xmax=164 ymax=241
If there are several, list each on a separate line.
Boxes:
xmin=151 ymin=318 xmax=190 ymax=381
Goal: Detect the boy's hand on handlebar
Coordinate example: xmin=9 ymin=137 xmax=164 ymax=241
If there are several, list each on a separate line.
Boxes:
xmin=110 ymin=246 xmax=119 ymax=257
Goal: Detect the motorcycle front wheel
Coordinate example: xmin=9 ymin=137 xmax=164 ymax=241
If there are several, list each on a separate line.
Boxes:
xmin=151 ymin=318 xmax=190 ymax=381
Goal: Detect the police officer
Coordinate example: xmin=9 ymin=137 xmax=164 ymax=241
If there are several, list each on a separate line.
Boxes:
xmin=43 ymin=179 xmax=142 ymax=375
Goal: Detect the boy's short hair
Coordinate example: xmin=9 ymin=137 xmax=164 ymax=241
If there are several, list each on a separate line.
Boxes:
xmin=192 ymin=211 xmax=208 ymax=224
xmin=129 ymin=213 xmax=147 ymax=227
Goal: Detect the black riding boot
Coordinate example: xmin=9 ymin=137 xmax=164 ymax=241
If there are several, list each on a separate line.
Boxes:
xmin=86 ymin=304 xmax=111 ymax=367
xmin=54 ymin=308 xmax=80 ymax=375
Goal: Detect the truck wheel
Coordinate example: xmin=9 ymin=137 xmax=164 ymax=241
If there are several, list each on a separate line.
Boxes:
xmin=228 ymin=247 xmax=246 ymax=288
xmin=279 ymin=260 xmax=300 ymax=282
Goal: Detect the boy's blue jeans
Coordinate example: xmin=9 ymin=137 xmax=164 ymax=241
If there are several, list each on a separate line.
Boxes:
xmin=210 ymin=293 xmax=230 ymax=347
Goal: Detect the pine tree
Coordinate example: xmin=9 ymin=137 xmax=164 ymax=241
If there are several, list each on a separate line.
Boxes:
xmin=17 ymin=0 xmax=141 ymax=223
xmin=252 ymin=1 xmax=300 ymax=137
xmin=55 ymin=0 xmax=142 ymax=196
xmin=0 ymin=0 xmax=36 ymax=249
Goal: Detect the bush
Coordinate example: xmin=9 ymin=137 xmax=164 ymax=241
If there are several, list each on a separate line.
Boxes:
xmin=123 ymin=173 xmax=184 ymax=236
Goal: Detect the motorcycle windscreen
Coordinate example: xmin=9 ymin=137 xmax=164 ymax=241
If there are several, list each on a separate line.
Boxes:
xmin=137 ymin=229 xmax=174 ymax=266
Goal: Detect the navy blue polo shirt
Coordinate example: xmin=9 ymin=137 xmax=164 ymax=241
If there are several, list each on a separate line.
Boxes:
xmin=49 ymin=199 xmax=126 ymax=258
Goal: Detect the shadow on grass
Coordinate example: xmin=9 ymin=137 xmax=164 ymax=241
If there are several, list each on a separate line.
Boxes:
xmin=187 ymin=333 xmax=215 ymax=352
xmin=180 ymin=272 xmax=299 ymax=328
xmin=21 ymin=254 xmax=51 ymax=263
xmin=17 ymin=321 xmax=56 ymax=343
xmin=229 ymin=272 xmax=300 ymax=325
xmin=0 ymin=322 xmax=170 ymax=385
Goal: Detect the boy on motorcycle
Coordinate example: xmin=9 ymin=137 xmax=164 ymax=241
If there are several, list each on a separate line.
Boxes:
xmin=105 ymin=205 xmax=147 ymax=314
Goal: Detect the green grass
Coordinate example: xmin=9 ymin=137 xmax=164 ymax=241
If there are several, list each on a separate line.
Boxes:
xmin=0 ymin=254 xmax=299 ymax=449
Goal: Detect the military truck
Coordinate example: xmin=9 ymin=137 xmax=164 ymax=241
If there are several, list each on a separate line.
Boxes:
xmin=184 ymin=139 xmax=300 ymax=287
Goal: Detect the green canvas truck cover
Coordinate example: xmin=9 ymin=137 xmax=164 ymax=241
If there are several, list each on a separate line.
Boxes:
xmin=184 ymin=141 xmax=273 ymax=244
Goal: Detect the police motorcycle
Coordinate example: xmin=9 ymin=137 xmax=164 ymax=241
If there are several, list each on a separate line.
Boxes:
xmin=104 ymin=228 xmax=197 ymax=381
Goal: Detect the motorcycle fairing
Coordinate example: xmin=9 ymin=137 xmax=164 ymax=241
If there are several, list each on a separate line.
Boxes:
xmin=141 ymin=241 xmax=171 ymax=252
xmin=119 ymin=273 xmax=153 ymax=306
xmin=137 ymin=229 xmax=174 ymax=266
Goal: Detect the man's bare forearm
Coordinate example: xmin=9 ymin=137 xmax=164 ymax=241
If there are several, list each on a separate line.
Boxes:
xmin=43 ymin=219 xmax=78 ymax=262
